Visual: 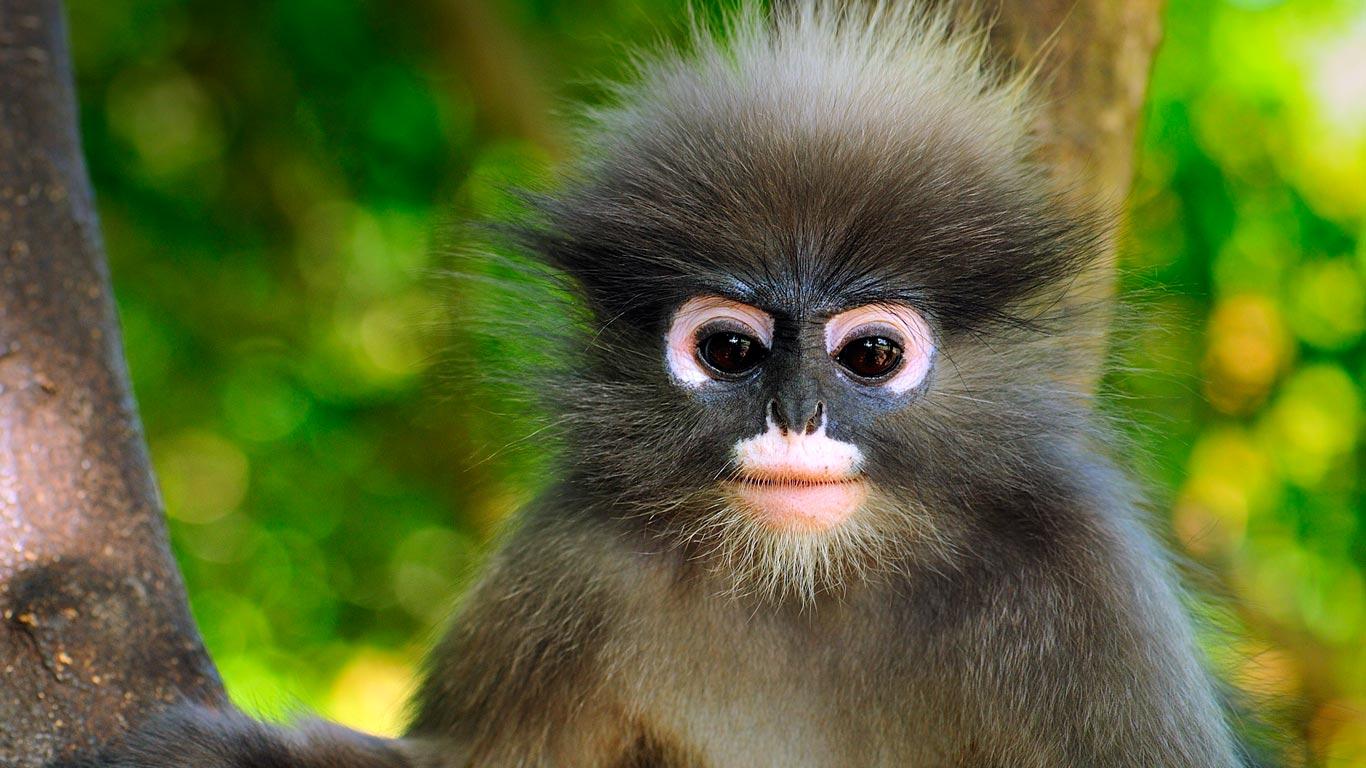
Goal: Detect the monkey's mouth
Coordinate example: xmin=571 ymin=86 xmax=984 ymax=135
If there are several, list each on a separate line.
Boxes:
xmin=727 ymin=473 xmax=868 ymax=532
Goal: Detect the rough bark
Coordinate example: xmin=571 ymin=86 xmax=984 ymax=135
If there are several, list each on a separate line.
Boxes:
xmin=0 ymin=0 xmax=1164 ymax=764
xmin=0 ymin=1 xmax=224 ymax=766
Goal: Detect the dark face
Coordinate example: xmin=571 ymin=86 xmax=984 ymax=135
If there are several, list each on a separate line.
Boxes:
xmin=525 ymin=65 xmax=1102 ymax=601
xmin=647 ymin=288 xmax=950 ymax=599
xmin=546 ymin=283 xmax=947 ymax=599
xmin=663 ymin=293 xmax=934 ymax=529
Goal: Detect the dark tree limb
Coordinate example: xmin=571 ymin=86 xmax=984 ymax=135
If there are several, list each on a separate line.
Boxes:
xmin=0 ymin=1 xmax=224 ymax=765
xmin=0 ymin=0 xmax=1165 ymax=764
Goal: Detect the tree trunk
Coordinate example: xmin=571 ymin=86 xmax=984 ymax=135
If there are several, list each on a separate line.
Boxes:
xmin=990 ymin=0 xmax=1167 ymax=386
xmin=0 ymin=0 xmax=1163 ymax=763
xmin=0 ymin=1 xmax=224 ymax=765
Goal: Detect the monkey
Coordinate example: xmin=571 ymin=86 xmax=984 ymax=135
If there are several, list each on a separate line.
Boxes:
xmin=86 ymin=2 xmax=1267 ymax=767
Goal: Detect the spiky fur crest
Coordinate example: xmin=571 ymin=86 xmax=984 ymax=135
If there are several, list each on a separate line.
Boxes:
xmin=533 ymin=1 xmax=1095 ymax=328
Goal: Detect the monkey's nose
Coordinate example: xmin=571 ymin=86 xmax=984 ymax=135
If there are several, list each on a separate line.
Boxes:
xmin=768 ymin=398 xmax=825 ymax=436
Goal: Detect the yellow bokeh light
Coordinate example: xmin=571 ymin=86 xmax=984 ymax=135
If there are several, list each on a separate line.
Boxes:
xmin=1260 ymin=364 xmax=1361 ymax=489
xmin=1202 ymin=294 xmax=1292 ymax=415
xmin=324 ymin=649 xmax=417 ymax=738
xmin=1236 ymin=642 xmax=1303 ymax=699
xmin=1175 ymin=426 xmax=1278 ymax=555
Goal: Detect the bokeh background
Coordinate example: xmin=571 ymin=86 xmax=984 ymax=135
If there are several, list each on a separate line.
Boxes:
xmin=64 ymin=0 xmax=1366 ymax=763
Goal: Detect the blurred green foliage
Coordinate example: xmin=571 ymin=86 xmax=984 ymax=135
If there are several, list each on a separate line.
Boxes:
xmin=66 ymin=0 xmax=1366 ymax=761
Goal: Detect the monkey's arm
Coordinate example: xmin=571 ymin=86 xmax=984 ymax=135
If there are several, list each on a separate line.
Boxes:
xmin=964 ymin=516 xmax=1250 ymax=768
xmin=402 ymin=511 xmax=651 ymax=767
xmin=63 ymin=705 xmax=416 ymax=768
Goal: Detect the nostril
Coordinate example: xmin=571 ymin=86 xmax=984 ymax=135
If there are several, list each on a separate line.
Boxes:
xmin=767 ymin=399 xmax=786 ymax=435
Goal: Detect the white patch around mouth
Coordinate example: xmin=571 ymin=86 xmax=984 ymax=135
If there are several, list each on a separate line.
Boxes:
xmin=729 ymin=419 xmax=866 ymax=530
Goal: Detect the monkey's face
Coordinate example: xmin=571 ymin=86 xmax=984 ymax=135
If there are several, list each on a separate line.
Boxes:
xmin=599 ymin=282 xmax=964 ymax=603
xmin=664 ymin=295 xmax=934 ymax=533
xmin=533 ymin=153 xmax=1097 ymax=602
xmin=527 ymin=26 xmax=1102 ymax=601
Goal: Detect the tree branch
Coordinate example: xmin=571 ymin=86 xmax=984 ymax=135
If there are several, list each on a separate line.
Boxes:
xmin=0 ymin=1 xmax=223 ymax=765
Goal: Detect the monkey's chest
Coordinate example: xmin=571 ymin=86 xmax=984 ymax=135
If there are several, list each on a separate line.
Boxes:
xmin=619 ymin=602 xmax=949 ymax=767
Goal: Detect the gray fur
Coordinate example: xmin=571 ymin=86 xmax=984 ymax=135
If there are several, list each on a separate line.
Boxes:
xmin=87 ymin=3 xmax=1258 ymax=767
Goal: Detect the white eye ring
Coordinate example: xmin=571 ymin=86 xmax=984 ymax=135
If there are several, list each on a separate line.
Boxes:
xmin=665 ymin=296 xmax=774 ymax=387
xmin=825 ymin=304 xmax=935 ymax=393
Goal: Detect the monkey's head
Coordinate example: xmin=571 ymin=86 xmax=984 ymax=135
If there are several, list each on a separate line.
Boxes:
xmin=513 ymin=6 xmax=1107 ymax=602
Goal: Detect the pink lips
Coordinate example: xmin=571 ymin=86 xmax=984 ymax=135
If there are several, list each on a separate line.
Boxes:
xmin=729 ymin=423 xmax=868 ymax=531
xmin=731 ymin=472 xmax=868 ymax=531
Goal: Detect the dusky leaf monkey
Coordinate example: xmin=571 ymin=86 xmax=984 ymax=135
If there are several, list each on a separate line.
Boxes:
xmin=90 ymin=2 xmax=1266 ymax=766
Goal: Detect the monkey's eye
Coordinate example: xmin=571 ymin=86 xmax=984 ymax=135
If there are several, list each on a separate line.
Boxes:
xmin=665 ymin=297 xmax=774 ymax=388
xmin=698 ymin=330 xmax=768 ymax=377
xmin=824 ymin=305 xmax=933 ymax=393
xmin=835 ymin=336 xmax=903 ymax=380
